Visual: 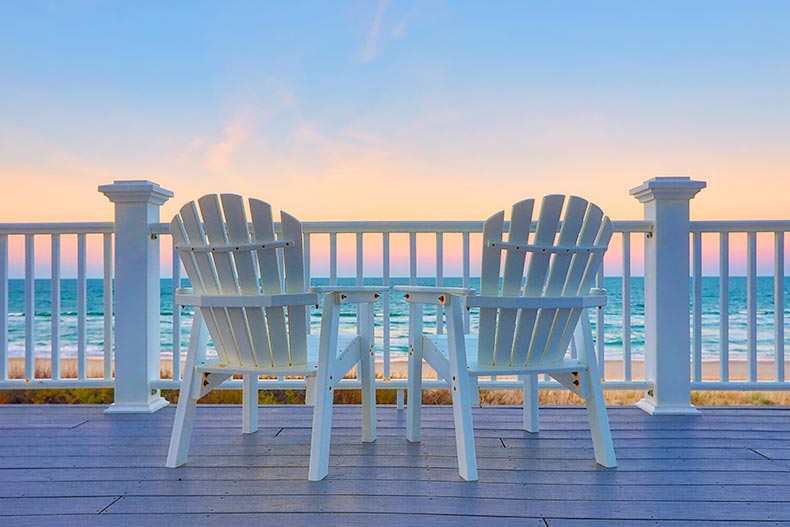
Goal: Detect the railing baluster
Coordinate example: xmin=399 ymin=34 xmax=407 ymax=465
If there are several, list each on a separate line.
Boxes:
xmin=719 ymin=233 xmax=729 ymax=381
xmin=104 ymin=233 xmax=113 ymax=380
xmin=692 ymin=232 xmax=702 ymax=382
xmin=409 ymin=232 xmax=417 ymax=286
xmin=304 ymin=233 xmax=311 ymax=336
xmin=0 ymin=234 xmax=7 ymax=380
xmin=775 ymin=232 xmax=784 ymax=382
xmin=355 ymin=233 xmax=364 ymax=338
xmin=171 ymin=243 xmax=180 ymax=382
xmin=51 ymin=235 xmax=61 ymax=380
xmin=329 ymin=232 xmax=337 ymax=286
xmin=621 ymin=232 xmax=631 ymax=381
xmin=436 ymin=233 xmax=444 ymax=335
xmin=382 ymin=232 xmax=391 ymax=380
xmin=304 ymin=233 xmax=311 ymax=290
xmin=356 ymin=233 xmax=363 ymax=286
xmin=77 ymin=233 xmax=87 ymax=379
xmin=462 ymin=232 xmax=470 ymax=332
xmin=747 ymin=232 xmax=757 ymax=383
xmin=24 ymin=234 xmax=35 ymax=380
xmin=596 ymin=264 xmax=605 ymax=375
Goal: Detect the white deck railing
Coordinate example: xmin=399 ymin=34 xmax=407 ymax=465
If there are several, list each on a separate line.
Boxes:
xmin=0 ymin=222 xmax=114 ymax=388
xmin=690 ymin=220 xmax=790 ymax=390
xmin=0 ymin=178 xmax=787 ymax=414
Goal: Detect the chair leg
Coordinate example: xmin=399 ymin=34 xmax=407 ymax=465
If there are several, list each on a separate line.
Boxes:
xmin=575 ymin=313 xmax=617 ymax=468
xmin=304 ymin=376 xmax=317 ymax=407
xmin=470 ymin=377 xmax=481 ymax=406
xmin=308 ymin=373 xmax=334 ymax=481
xmin=522 ymin=374 xmax=539 ymax=433
xmin=446 ymin=297 xmax=478 ymax=481
xmin=406 ymin=304 xmax=423 ymax=443
xmin=582 ymin=370 xmax=616 ymax=467
xmin=359 ymin=303 xmax=376 ymax=443
xmin=308 ymin=293 xmax=340 ymax=481
xmin=166 ymin=369 xmax=200 ymax=468
xmin=242 ymin=374 xmax=259 ymax=434
xmin=167 ymin=310 xmax=209 ymax=468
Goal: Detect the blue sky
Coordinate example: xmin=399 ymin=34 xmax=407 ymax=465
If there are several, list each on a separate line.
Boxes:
xmin=1 ymin=1 xmax=789 ymax=224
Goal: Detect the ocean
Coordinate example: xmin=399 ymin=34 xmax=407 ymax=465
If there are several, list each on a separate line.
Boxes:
xmin=4 ymin=277 xmax=789 ymax=361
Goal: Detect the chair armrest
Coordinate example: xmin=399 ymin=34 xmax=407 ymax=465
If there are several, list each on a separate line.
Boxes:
xmin=176 ymin=292 xmax=319 ymax=308
xmin=394 ymin=285 xmax=477 ymax=305
xmin=464 ymin=295 xmax=607 ymax=309
xmin=393 ymin=286 xmax=477 ymax=295
xmin=309 ymin=286 xmax=385 ymax=304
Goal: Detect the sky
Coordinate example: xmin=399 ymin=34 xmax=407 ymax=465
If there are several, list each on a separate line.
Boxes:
xmin=1 ymin=1 xmax=789 ymax=275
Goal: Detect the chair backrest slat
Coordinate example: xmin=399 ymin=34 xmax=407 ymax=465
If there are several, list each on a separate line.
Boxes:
xmin=579 ymin=218 xmax=614 ymax=296
xmin=476 ymin=210 xmax=505 ymax=365
xmin=494 ymin=199 xmax=533 ymax=366
xmin=249 ymin=198 xmax=292 ymax=367
xmin=281 ymin=211 xmax=308 ymax=365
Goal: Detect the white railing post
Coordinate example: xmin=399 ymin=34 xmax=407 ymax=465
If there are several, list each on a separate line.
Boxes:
xmin=99 ymin=180 xmax=173 ymax=413
xmin=630 ymin=176 xmax=705 ymax=415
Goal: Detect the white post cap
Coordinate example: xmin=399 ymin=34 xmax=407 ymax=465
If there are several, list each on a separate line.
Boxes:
xmin=630 ymin=176 xmax=706 ymax=203
xmin=99 ymin=180 xmax=173 ymax=205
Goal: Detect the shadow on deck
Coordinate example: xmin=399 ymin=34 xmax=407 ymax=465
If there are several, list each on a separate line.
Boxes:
xmin=1 ymin=404 xmax=789 ymax=526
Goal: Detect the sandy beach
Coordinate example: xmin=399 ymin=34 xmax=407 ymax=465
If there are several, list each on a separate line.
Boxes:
xmin=7 ymin=356 xmax=790 ymax=383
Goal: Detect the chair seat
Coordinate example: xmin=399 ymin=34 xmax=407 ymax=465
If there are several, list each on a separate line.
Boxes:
xmin=426 ymin=334 xmax=585 ymax=376
xmin=196 ymin=333 xmax=359 ymax=377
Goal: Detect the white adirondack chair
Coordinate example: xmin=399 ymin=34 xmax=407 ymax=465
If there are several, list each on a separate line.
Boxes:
xmin=396 ymin=195 xmax=617 ymax=481
xmin=165 ymin=194 xmax=380 ymax=481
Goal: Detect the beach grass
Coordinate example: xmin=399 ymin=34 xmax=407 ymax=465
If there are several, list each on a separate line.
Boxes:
xmin=2 ymin=358 xmax=790 ymax=406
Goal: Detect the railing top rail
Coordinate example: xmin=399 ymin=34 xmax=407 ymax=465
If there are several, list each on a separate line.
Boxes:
xmin=150 ymin=220 xmax=653 ymax=236
xmin=690 ymin=220 xmax=790 ymax=233
xmin=9 ymin=219 xmax=789 ymax=237
xmin=0 ymin=222 xmax=115 ymax=235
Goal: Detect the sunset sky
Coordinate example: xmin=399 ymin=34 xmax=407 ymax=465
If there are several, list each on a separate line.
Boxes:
xmin=1 ymin=1 xmax=789 ymax=275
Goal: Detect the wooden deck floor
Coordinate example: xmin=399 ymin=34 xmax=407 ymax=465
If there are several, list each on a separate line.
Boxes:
xmin=1 ymin=404 xmax=789 ymax=526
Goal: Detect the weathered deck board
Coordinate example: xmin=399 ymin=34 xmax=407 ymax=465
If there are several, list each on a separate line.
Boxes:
xmin=1 ymin=405 xmax=788 ymax=525
xmin=0 ymin=512 xmax=546 ymax=527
